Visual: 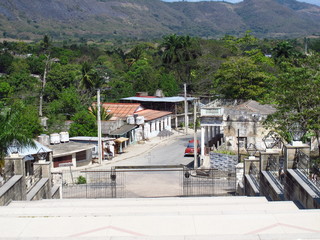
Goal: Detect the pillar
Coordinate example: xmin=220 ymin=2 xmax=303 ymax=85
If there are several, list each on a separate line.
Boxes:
xmin=205 ymin=127 xmax=209 ymax=147
xmin=284 ymin=143 xmax=310 ymax=170
xmin=201 ymin=126 xmax=205 ymax=158
xmin=168 ymin=116 xmax=172 ymax=130
xmin=4 ymin=155 xmax=27 ymax=200
xmin=209 ymin=126 xmax=213 ymax=141
xmin=72 ymin=153 xmax=76 ymax=167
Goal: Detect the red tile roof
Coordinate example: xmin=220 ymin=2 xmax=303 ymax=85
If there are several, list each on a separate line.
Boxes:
xmin=101 ymin=103 xmax=142 ymax=119
xmin=136 ymin=109 xmax=172 ymax=121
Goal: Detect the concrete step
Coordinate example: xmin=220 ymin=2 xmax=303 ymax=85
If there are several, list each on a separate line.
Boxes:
xmin=2 ymin=197 xmax=301 ymax=217
xmin=1 ymin=197 xmax=319 ymax=239
xmin=8 ymin=196 xmax=269 ymax=207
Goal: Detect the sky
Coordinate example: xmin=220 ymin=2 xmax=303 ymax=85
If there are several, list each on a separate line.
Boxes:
xmin=161 ymin=0 xmax=320 ymax=6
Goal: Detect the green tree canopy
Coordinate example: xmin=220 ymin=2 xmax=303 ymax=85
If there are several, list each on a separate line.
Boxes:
xmin=214 ymin=56 xmax=272 ymax=100
xmin=265 ymin=55 xmax=320 ymax=150
xmin=69 ymin=110 xmax=97 ymax=137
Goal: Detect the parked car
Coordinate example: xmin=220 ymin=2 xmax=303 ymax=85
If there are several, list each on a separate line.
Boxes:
xmin=184 ymin=139 xmax=200 ymax=156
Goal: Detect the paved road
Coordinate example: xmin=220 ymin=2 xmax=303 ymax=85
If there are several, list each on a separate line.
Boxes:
xmin=62 ymin=132 xmax=202 ymax=198
xmin=102 ymin=132 xmax=199 ymax=168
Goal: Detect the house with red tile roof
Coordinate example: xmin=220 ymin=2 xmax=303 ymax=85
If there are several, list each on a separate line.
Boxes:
xmin=95 ymin=103 xmax=172 ymax=153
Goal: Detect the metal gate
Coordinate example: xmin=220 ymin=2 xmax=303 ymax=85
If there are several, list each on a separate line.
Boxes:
xmin=183 ymin=168 xmax=236 ymax=196
xmin=61 ymin=168 xmax=125 ymax=198
xmin=61 ymin=165 xmax=236 ymax=199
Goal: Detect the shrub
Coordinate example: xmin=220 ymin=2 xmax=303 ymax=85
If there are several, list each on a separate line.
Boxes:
xmin=76 ymin=175 xmax=86 ymax=184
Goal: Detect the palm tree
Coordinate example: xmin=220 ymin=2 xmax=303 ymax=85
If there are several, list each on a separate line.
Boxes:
xmin=79 ymin=62 xmax=97 ymax=91
xmin=160 ymin=34 xmax=201 ymax=86
xmin=0 ymin=107 xmax=35 ymax=177
xmin=89 ymin=105 xmax=113 ymax=121
xmin=161 ymin=34 xmax=184 ymax=66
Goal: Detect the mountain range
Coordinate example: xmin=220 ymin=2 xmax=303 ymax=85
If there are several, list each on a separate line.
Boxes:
xmin=0 ymin=0 xmax=320 ymax=41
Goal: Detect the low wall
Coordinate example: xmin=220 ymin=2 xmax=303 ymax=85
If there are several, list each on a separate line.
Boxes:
xmin=0 ymin=175 xmax=24 ymax=206
xmin=27 ymin=178 xmax=50 ymax=201
xmin=51 ymin=185 xmax=60 ymax=199
xmin=260 ymin=171 xmax=284 ymax=201
xmin=285 ymin=169 xmax=320 ymax=209
xmin=244 ymin=174 xmax=259 ymax=196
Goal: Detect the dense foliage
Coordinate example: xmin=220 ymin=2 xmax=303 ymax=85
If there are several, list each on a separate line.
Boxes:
xmin=0 ymin=33 xmax=320 ymax=156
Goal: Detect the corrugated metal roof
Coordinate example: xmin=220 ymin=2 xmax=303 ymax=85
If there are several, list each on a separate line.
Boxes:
xmin=121 ymin=96 xmax=195 ymax=103
xmin=109 ymin=125 xmax=138 ymax=136
xmin=7 ymin=140 xmax=52 ymax=157
xmin=69 ymin=136 xmax=114 ymax=142
xmin=136 ymin=109 xmax=172 ymax=121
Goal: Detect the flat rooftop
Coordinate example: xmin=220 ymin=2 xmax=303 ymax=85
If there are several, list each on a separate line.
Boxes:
xmin=121 ymin=96 xmax=196 ymax=103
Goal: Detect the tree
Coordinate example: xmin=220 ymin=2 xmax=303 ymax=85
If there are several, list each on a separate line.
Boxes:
xmin=69 ymin=110 xmax=97 ymax=137
xmin=79 ymin=62 xmax=97 ymax=91
xmin=214 ymin=56 xmax=272 ymax=100
xmin=158 ymin=72 xmax=179 ymax=97
xmin=272 ymin=41 xmax=302 ymax=64
xmin=0 ymin=52 xmax=14 ymax=74
xmin=160 ymin=34 xmax=201 ymax=89
xmin=45 ymin=64 xmax=80 ymax=102
xmin=0 ymin=101 xmax=40 ymax=161
xmin=89 ymin=105 xmax=113 ymax=121
xmin=46 ymin=87 xmax=83 ymax=120
xmin=265 ymin=56 xmax=320 ymax=154
xmin=125 ymin=59 xmax=159 ymax=94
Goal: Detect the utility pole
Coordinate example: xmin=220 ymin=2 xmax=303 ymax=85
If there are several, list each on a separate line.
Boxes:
xmin=193 ymin=99 xmax=198 ymax=169
xmin=39 ymin=55 xmax=50 ymax=117
xmin=97 ymin=89 xmax=102 ymax=164
xmin=184 ymin=83 xmax=188 ymax=135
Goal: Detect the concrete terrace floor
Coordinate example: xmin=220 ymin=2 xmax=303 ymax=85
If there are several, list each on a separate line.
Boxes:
xmin=1 ymin=196 xmax=320 ymax=240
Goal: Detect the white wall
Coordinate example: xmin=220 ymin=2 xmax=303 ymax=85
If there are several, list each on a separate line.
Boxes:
xmin=136 ymin=115 xmax=172 ymax=140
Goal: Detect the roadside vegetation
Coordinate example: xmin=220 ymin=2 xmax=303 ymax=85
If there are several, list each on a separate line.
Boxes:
xmin=0 ymin=32 xmax=319 ymax=160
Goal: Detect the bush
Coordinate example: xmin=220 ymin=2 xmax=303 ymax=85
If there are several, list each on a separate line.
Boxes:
xmin=76 ymin=175 xmax=86 ymax=184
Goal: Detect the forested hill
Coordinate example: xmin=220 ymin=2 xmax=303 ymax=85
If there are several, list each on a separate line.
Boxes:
xmin=0 ymin=0 xmax=320 ymax=41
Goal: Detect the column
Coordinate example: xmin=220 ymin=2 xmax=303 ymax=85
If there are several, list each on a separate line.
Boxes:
xmin=72 ymin=153 xmax=76 ymax=167
xmin=209 ymin=126 xmax=213 ymax=141
xmin=201 ymin=127 xmax=205 ymax=158
xmin=175 ymin=116 xmax=178 ymax=129
xmin=4 ymin=155 xmax=27 ymax=201
xmin=205 ymin=127 xmax=209 ymax=148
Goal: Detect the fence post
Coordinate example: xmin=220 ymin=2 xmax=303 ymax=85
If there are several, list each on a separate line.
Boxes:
xmin=4 ymin=155 xmax=26 ymax=201
xmin=111 ymin=167 xmax=116 ymax=198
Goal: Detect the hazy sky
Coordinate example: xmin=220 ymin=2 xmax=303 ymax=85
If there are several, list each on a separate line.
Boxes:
xmin=161 ymin=0 xmax=320 ymax=6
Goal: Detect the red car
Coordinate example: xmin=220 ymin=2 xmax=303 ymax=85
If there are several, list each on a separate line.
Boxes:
xmin=184 ymin=140 xmax=200 ymax=156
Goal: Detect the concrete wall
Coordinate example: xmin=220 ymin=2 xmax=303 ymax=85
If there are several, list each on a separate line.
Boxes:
xmin=136 ymin=116 xmax=172 ymax=140
xmin=244 ymin=174 xmax=259 ymax=196
xmin=260 ymin=171 xmax=284 ymax=201
xmin=0 ymin=175 xmax=24 ymax=206
xmin=51 ymin=185 xmax=60 ymax=199
xmin=75 ymin=149 xmax=93 ymax=167
xmin=285 ymin=169 xmax=320 ymax=209
xmin=27 ymin=178 xmax=50 ymax=201
xmin=223 ymin=114 xmax=269 ymax=153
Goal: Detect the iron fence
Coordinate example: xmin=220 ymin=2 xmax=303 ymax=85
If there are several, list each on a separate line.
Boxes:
xmin=0 ymin=162 xmax=14 ymax=187
xmin=61 ymin=166 xmax=236 ymax=199
xmin=62 ymin=168 xmax=125 ymax=198
xmin=266 ymin=155 xmax=285 ymax=189
xmin=26 ymin=165 xmax=42 ymax=192
xmin=249 ymin=162 xmax=260 ymax=188
xmin=293 ymin=149 xmax=310 ymax=177
xmin=183 ymin=168 xmax=236 ymax=197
